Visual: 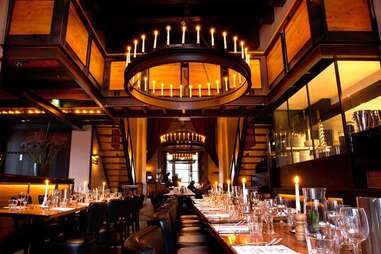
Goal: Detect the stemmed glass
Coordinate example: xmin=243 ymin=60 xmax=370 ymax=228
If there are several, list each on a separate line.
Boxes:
xmin=338 ymin=207 xmax=369 ymax=254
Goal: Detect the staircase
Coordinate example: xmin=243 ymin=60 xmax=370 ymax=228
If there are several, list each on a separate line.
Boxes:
xmin=239 ymin=123 xmax=272 ymax=186
xmin=95 ymin=121 xmax=133 ymax=189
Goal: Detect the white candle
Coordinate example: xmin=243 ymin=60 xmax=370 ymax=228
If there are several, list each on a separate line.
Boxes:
xmin=294 ymin=176 xmax=301 ymax=212
xmin=189 ymin=85 xmax=192 ymax=98
xmin=233 ymin=74 xmax=236 ymax=88
xmin=133 ymin=39 xmax=138 ymax=58
xmin=83 ymin=181 xmax=87 ymax=193
xmin=196 ymin=25 xmax=200 ymax=44
xmin=233 ymin=36 xmax=238 ymax=53
xmin=222 ymin=31 xmax=227 ymax=49
xmin=179 ymin=84 xmax=183 ymax=98
xmin=198 ymin=84 xmax=202 ymax=97
xmin=214 ymin=181 xmax=218 ymax=192
xmin=242 ymin=177 xmax=247 ymax=203
xmin=144 ymin=77 xmax=148 ymax=91
xmin=170 ymin=84 xmax=173 ymax=97
xmin=152 ymin=80 xmax=156 ymax=94
xmin=166 ymin=25 xmax=171 ymax=45
xmin=43 ymin=179 xmax=49 ymax=205
xmin=216 ymin=80 xmax=220 ymax=94
xmin=64 ymin=188 xmax=67 ymax=200
xmin=207 ymin=82 xmax=211 ymax=96
xmin=240 ymin=41 xmax=245 ymax=59
xmin=161 ymin=82 xmax=164 ymax=96
xmin=102 ymin=181 xmax=106 ymax=197
xmin=182 ymin=25 xmax=186 ymax=44
xmin=141 ymin=34 xmax=146 ymax=53
xmin=227 ymin=180 xmax=231 ymax=194
xmin=210 ymin=28 xmax=215 ymax=46
xmin=153 ymin=30 xmax=158 ymax=49
xmin=224 ymin=76 xmax=228 ymax=91
xmin=125 ymin=46 xmax=131 ymax=66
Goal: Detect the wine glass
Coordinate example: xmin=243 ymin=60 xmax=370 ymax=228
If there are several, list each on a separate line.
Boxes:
xmin=338 ymin=207 xmax=369 ymax=254
xmin=325 ymin=199 xmax=343 ymax=227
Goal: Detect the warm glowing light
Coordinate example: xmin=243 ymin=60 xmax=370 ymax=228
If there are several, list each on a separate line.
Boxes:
xmin=210 ymin=28 xmax=215 ymax=46
xmin=133 ymin=39 xmax=138 ymax=58
xmin=179 ymin=84 xmax=183 ymax=98
xmin=222 ymin=31 xmax=227 ymax=49
xmin=182 ymin=25 xmax=186 ymax=44
xmin=240 ymin=41 xmax=245 ymax=59
xmin=141 ymin=34 xmax=146 ymax=53
xmin=161 ymin=82 xmax=164 ymax=96
xmin=170 ymin=84 xmax=173 ymax=97
xmin=96 ymin=110 xmax=101 ymax=114
xmin=294 ymin=175 xmax=299 ymax=184
xmin=207 ymin=82 xmax=211 ymax=96
xmin=233 ymin=36 xmax=238 ymax=53
xmin=126 ymin=46 xmax=131 ymax=66
xmin=233 ymin=73 xmax=236 ymax=87
xmin=198 ymin=84 xmax=202 ymax=97
xmin=45 ymin=179 xmax=49 ymax=185
xmin=216 ymin=80 xmax=220 ymax=94
xmin=196 ymin=25 xmax=201 ymax=44
xmin=153 ymin=30 xmax=158 ymax=49
xmin=224 ymin=76 xmax=228 ymax=91
xmin=227 ymin=180 xmax=230 ymax=184
xmin=189 ymin=85 xmax=192 ymax=98
xmin=166 ymin=25 xmax=171 ymax=45
xmin=152 ymin=80 xmax=156 ymax=94
xmin=242 ymin=177 xmax=246 ymax=184
xmin=144 ymin=77 xmax=148 ymax=91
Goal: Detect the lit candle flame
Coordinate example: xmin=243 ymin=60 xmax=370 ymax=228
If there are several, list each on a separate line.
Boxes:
xmin=240 ymin=41 xmax=245 ymax=59
xmin=207 ymin=82 xmax=211 ymax=96
xmin=152 ymin=80 xmax=156 ymax=94
xmin=180 ymin=84 xmax=183 ymax=98
xmin=141 ymin=34 xmax=146 ymax=53
xmin=161 ymin=82 xmax=164 ymax=96
xmin=216 ymin=80 xmax=220 ymax=94
xmin=153 ymin=30 xmax=158 ymax=49
xmin=222 ymin=31 xmax=227 ymax=49
xmin=182 ymin=25 xmax=186 ymax=44
xmin=233 ymin=36 xmax=238 ymax=53
xmin=294 ymin=176 xmax=299 ymax=184
xmin=210 ymin=28 xmax=215 ymax=46
xmin=133 ymin=39 xmax=138 ymax=58
xmin=196 ymin=25 xmax=201 ymax=44
xmin=166 ymin=25 xmax=171 ymax=45
xmin=198 ymin=84 xmax=202 ymax=97
xmin=170 ymin=84 xmax=173 ymax=97
xmin=189 ymin=85 xmax=192 ymax=98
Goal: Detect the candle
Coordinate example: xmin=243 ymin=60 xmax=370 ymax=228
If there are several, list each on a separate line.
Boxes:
xmin=161 ymin=82 xmax=164 ymax=96
xmin=133 ymin=39 xmax=138 ymax=58
xmin=222 ymin=31 xmax=227 ymax=49
xmin=102 ymin=181 xmax=106 ymax=197
xmin=187 ymin=132 xmax=190 ymax=140
xmin=192 ymin=133 xmax=194 ymax=140
xmin=224 ymin=76 xmax=228 ymax=91
xmin=210 ymin=28 xmax=215 ymax=46
xmin=227 ymin=180 xmax=231 ymax=194
xmin=42 ymin=179 xmax=49 ymax=206
xmin=126 ymin=46 xmax=131 ymax=66
xmin=198 ymin=84 xmax=202 ymax=97
xmin=64 ymin=188 xmax=67 ymax=200
xmin=196 ymin=25 xmax=200 ymax=44
xmin=233 ymin=36 xmax=238 ymax=53
xmin=141 ymin=34 xmax=146 ymax=53
xmin=294 ymin=176 xmax=301 ymax=212
xmin=207 ymin=82 xmax=211 ymax=96
xmin=83 ymin=181 xmax=87 ymax=193
xmin=242 ymin=177 xmax=247 ymax=204
xmin=182 ymin=25 xmax=186 ymax=44
xmin=240 ymin=41 xmax=245 ymax=59
xmin=144 ymin=77 xmax=148 ymax=91
xmin=216 ymin=80 xmax=220 ymax=94
xmin=153 ymin=30 xmax=158 ymax=49
xmin=233 ymin=74 xmax=236 ymax=88
xmin=166 ymin=25 xmax=171 ymax=45
xmin=170 ymin=84 xmax=173 ymax=97
xmin=179 ymin=84 xmax=183 ymax=98
xmin=152 ymin=80 xmax=156 ymax=94
xmin=189 ymin=85 xmax=192 ymax=98
xmin=214 ymin=181 xmax=218 ymax=192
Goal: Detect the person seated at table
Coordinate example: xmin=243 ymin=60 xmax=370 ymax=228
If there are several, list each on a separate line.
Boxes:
xmin=187 ymin=180 xmax=197 ymax=193
xmin=198 ymin=180 xmax=211 ymax=194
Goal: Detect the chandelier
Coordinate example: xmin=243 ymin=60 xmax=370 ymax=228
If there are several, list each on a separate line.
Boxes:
xmin=160 ymin=130 xmax=205 ymax=151
xmin=172 ymin=153 xmax=195 ymax=161
xmin=124 ymin=24 xmax=252 ymax=110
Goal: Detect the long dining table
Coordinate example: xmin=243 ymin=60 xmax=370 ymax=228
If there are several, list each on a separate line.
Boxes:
xmin=192 ymin=198 xmax=307 ymax=254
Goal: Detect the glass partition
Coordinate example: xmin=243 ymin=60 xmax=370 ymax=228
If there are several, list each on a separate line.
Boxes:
xmin=273 ymin=101 xmax=292 ymax=167
xmin=337 ymin=60 xmax=381 ymax=134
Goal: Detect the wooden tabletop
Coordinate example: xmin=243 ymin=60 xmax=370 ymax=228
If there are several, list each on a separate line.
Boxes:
xmin=193 ymin=202 xmax=307 ymax=254
xmin=0 ymin=204 xmax=87 ymax=219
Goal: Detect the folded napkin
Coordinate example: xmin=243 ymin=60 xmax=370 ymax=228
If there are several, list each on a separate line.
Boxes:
xmin=205 ymin=213 xmax=230 ymax=219
xmin=51 ymin=207 xmax=74 ymax=212
xmin=232 ymin=245 xmax=299 ymax=254
xmin=212 ymin=224 xmax=249 ymax=234
xmin=197 ymin=207 xmax=222 ymax=211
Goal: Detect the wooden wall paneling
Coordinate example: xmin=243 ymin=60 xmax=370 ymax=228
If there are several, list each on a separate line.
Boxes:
xmin=323 ymin=0 xmax=372 ymax=32
xmin=150 ymin=63 xmax=180 ymax=88
xmin=65 ymin=2 xmax=89 ymax=65
xmin=89 ymin=41 xmax=104 ymax=86
xmin=266 ymin=37 xmax=284 ymax=86
xmin=285 ymin=0 xmax=312 ymax=63
xmin=9 ymin=0 xmax=54 ymax=35
xmin=250 ymin=59 xmax=262 ymax=89
xmin=109 ymin=61 xmax=126 ymax=90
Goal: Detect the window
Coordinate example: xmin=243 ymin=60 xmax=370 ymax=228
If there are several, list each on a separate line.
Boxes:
xmin=273 ymin=101 xmax=292 ymax=167
xmin=166 ymin=153 xmax=199 ymax=185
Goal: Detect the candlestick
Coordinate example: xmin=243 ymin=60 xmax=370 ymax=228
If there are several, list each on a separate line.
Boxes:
xmin=153 ymin=30 xmax=158 ymax=49
xmin=198 ymin=84 xmax=202 ymax=97
xmin=152 ymin=80 xmax=156 ymax=94
xmin=102 ymin=181 xmax=106 ymax=197
xmin=196 ymin=25 xmax=200 ymax=44
xmin=189 ymin=85 xmax=192 ymax=98
xmin=144 ymin=77 xmax=148 ymax=91
xmin=125 ymin=46 xmax=131 ymax=67
xmin=233 ymin=74 xmax=236 ymax=88
xmin=222 ymin=31 xmax=227 ymax=49
xmin=240 ymin=41 xmax=245 ymax=59
xmin=133 ymin=39 xmax=138 ymax=58
xmin=224 ymin=76 xmax=228 ymax=91
xmin=170 ymin=84 xmax=173 ymax=97
xmin=210 ymin=28 xmax=215 ymax=47
xmin=179 ymin=84 xmax=183 ymax=98
xmin=141 ymin=34 xmax=146 ymax=53
xmin=207 ymin=82 xmax=211 ymax=96
xmin=233 ymin=36 xmax=238 ymax=53
xmin=216 ymin=80 xmax=220 ymax=94
xmin=294 ymin=176 xmax=301 ymax=212
xmin=182 ymin=25 xmax=186 ymax=44
xmin=166 ymin=25 xmax=171 ymax=45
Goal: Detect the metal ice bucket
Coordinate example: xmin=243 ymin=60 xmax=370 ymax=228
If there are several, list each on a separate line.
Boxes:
xmin=357 ymin=197 xmax=381 ymax=254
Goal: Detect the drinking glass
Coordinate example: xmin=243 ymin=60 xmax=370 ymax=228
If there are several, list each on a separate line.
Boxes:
xmin=248 ymin=212 xmax=263 ymax=236
xmin=263 ymin=200 xmax=277 ymax=235
xmin=338 ymin=207 xmax=369 ymax=254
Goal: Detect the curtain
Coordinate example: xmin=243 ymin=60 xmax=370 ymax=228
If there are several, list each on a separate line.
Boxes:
xmin=147 ymin=119 xmax=173 ymax=160
xmin=191 ymin=118 xmax=218 ymax=166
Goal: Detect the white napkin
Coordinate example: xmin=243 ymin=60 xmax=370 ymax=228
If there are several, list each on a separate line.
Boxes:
xmin=232 ymin=245 xmax=299 ymax=254
xmin=51 ymin=207 xmax=74 ymax=212
xmin=213 ymin=224 xmax=249 ymax=234
xmin=205 ymin=213 xmax=230 ymax=219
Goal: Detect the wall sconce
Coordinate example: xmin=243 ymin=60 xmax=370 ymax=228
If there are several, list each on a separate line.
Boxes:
xmin=91 ymin=154 xmax=100 ymax=165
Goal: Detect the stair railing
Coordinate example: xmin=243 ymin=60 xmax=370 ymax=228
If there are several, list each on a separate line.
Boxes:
xmin=230 ymin=116 xmax=249 ymax=185
xmin=120 ymin=119 xmax=136 ymax=184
